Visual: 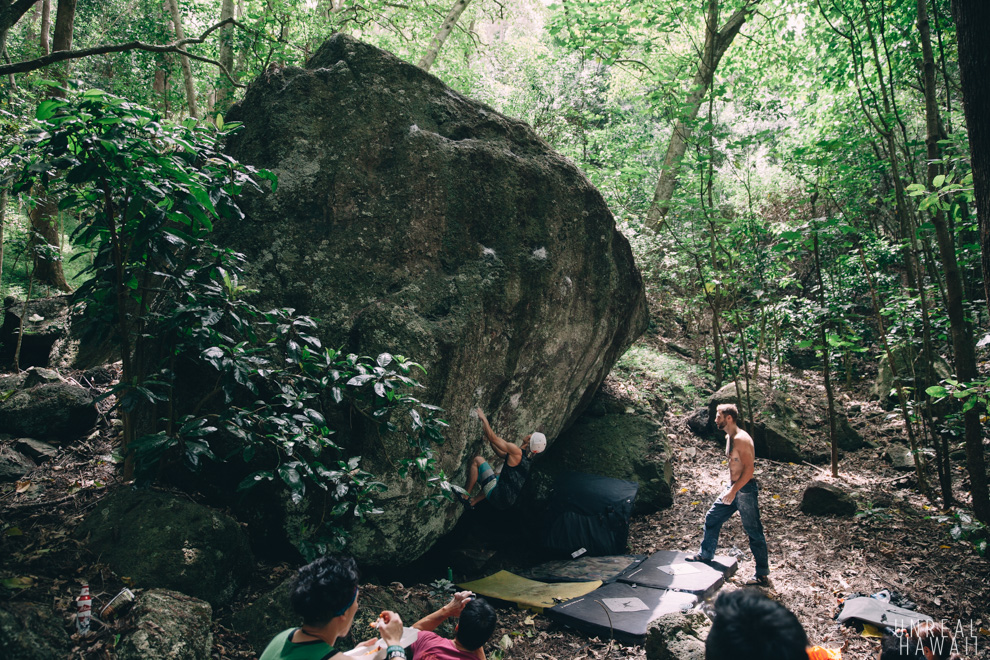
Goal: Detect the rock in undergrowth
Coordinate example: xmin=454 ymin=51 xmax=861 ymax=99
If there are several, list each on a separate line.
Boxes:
xmin=885 ymin=443 xmax=916 ymax=471
xmin=800 ymin=481 xmax=857 ymax=516
xmin=0 ymin=601 xmax=72 ymax=660
xmin=75 ymin=489 xmax=253 ymax=608
xmin=873 ymin=346 xmax=951 ymax=410
xmin=701 ymin=381 xmax=866 ymax=463
xmin=116 ymin=590 xmax=212 ymax=660
xmin=644 ymin=610 xmax=711 ymax=660
xmin=214 ymin=33 xmax=648 ymax=566
xmin=0 ymin=369 xmax=97 ymax=443
xmin=0 ymin=444 xmax=36 ymax=482
xmin=526 ymin=413 xmax=674 ymax=514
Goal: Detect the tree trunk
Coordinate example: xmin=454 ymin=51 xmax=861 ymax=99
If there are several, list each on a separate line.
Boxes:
xmin=952 ymin=0 xmax=990 ymax=322
xmin=51 ymin=0 xmax=73 ymax=87
xmin=0 ymin=1 xmax=44 ymax=55
xmin=921 ymin=0 xmax=988 ymax=521
xmin=418 ymin=0 xmax=472 ymax=72
xmin=40 ymin=0 xmax=49 ymax=55
xmin=215 ymin=0 xmax=235 ymax=112
xmin=645 ymin=1 xmax=754 ymax=231
xmin=166 ymin=0 xmax=199 ymax=119
xmin=28 ymin=194 xmax=71 ymax=292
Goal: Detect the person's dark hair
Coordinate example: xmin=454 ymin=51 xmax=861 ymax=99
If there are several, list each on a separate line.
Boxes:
xmin=455 ymin=598 xmax=497 ymax=651
xmin=879 ymin=632 xmax=926 ymax=660
xmin=289 ymin=555 xmax=360 ymax=626
xmin=705 ymin=589 xmax=808 ymax=660
xmin=716 ymin=403 xmax=740 ymax=423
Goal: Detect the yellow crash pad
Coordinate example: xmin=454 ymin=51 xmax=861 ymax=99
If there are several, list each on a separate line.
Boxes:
xmin=458 ymin=570 xmax=602 ymax=613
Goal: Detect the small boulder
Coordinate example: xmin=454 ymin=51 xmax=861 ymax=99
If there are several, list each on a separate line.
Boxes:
xmin=874 ymin=347 xmax=951 ymax=410
xmin=644 ymin=610 xmax=711 ymax=660
xmin=526 ymin=413 xmax=674 ymax=513
xmin=12 ymin=438 xmax=58 ymax=463
xmin=0 ymin=601 xmax=72 ymax=660
xmin=0 ymin=296 xmax=70 ymax=369
xmin=800 ymin=481 xmax=857 ymax=516
xmin=230 ymin=577 xmax=296 ymax=655
xmin=885 ymin=444 xmax=916 ymax=471
xmin=0 ymin=380 xmax=97 ymax=443
xmin=0 ymin=445 xmax=36 ymax=482
xmin=115 ymin=590 xmax=212 ymax=660
xmin=76 ymin=489 xmax=254 ymax=608
xmin=686 ymin=408 xmax=712 ymax=438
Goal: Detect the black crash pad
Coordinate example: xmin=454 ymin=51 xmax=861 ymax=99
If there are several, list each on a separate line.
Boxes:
xmin=547 ymin=581 xmax=697 ymax=645
xmin=618 ymin=550 xmax=736 ymax=598
xmin=519 ymin=555 xmax=645 ymax=583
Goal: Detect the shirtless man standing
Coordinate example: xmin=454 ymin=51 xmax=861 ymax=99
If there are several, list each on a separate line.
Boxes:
xmin=686 ymin=403 xmax=770 ymax=586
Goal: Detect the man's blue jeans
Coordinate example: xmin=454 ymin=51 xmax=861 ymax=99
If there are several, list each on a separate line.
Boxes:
xmin=697 ymin=479 xmax=769 ymax=576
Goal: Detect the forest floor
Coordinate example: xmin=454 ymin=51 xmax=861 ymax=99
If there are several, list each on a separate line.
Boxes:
xmin=2 ymin=338 xmax=989 ymax=659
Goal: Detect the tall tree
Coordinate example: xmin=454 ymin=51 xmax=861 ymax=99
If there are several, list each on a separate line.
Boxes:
xmin=919 ymin=0 xmax=988 ymax=522
xmin=166 ymin=0 xmax=199 ymax=118
xmin=215 ymin=0 xmax=236 ymax=111
xmin=951 ymin=0 xmax=990 ymax=321
xmin=645 ymin=0 xmax=757 ymax=231
xmin=39 ymin=0 xmax=49 ymax=55
xmin=418 ymin=0 xmax=472 ymax=72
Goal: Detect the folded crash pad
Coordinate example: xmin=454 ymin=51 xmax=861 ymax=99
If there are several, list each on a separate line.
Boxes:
xmin=457 ymin=570 xmax=601 ymax=613
xmin=618 ymin=550 xmax=736 ymax=598
xmin=547 ymin=582 xmax=698 ymax=645
xmin=519 ymin=555 xmax=646 ymax=583
xmin=835 ymin=597 xmax=932 ymax=630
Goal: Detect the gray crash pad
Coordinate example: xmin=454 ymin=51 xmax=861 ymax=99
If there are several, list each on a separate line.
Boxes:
xmin=836 ymin=597 xmax=932 ymax=630
xmin=547 ymin=581 xmax=698 ymax=645
xmin=617 ymin=550 xmax=736 ymax=598
xmin=519 ymin=555 xmax=645 ymax=583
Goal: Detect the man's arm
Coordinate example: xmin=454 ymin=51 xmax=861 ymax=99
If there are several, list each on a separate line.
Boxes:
xmin=722 ymin=436 xmax=755 ymax=504
xmin=476 ymin=408 xmax=523 ymax=466
xmin=412 ymin=591 xmax=474 ymax=632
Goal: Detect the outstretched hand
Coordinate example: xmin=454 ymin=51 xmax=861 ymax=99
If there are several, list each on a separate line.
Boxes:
xmin=379 ymin=611 xmax=404 ymax=647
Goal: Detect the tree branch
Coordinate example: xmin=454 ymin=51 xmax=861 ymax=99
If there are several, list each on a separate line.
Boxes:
xmin=0 ymin=17 xmax=244 ymax=87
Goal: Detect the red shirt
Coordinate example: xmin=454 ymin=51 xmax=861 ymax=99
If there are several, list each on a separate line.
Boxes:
xmin=409 ymin=631 xmax=479 ymax=660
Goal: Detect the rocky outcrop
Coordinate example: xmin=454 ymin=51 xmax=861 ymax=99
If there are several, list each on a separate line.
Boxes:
xmin=75 ymin=489 xmax=254 ymax=608
xmin=526 ymin=413 xmax=674 ymax=514
xmin=0 ymin=368 xmax=97 ymax=442
xmin=0 ymin=601 xmax=72 ymax=660
xmin=644 ymin=610 xmax=711 ymax=660
xmin=800 ymin=481 xmax=857 ymax=516
xmin=219 ymin=34 xmax=647 ymax=565
xmin=874 ymin=346 xmax=951 ymax=410
xmin=115 ymin=590 xmax=212 ymax=660
xmin=0 ymin=444 xmax=35 ymax=482
xmin=0 ymin=296 xmax=116 ymax=370
xmin=699 ymin=381 xmax=867 ymax=463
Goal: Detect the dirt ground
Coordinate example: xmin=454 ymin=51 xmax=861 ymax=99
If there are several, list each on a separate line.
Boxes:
xmin=2 ymin=357 xmax=989 ymax=660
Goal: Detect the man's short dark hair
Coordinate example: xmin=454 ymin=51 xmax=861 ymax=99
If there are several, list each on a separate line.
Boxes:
xmin=705 ymin=589 xmax=808 ymax=660
xmin=716 ymin=403 xmax=740 ymax=423
xmin=455 ymin=598 xmax=497 ymax=651
xmin=289 ymin=555 xmax=360 ymax=626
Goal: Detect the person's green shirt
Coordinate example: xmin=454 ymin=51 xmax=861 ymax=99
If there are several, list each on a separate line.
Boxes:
xmin=259 ymin=628 xmax=340 ymax=660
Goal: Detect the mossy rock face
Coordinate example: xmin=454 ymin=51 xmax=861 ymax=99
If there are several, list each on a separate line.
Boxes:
xmin=644 ymin=610 xmax=710 ymax=660
xmin=217 ymin=34 xmax=648 ymax=566
xmin=0 ymin=378 xmax=97 ymax=443
xmin=0 ymin=601 xmax=72 ymax=660
xmin=75 ymin=489 xmax=253 ymax=608
xmin=116 ymin=590 xmax=212 ymax=660
xmin=526 ymin=413 xmax=674 ymax=514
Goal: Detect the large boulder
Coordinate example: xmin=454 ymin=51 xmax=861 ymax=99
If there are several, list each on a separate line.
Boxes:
xmin=75 ymin=489 xmax=254 ymax=608
xmin=800 ymin=481 xmax=857 ymax=516
xmin=873 ymin=346 xmax=951 ymax=410
xmin=0 ymin=601 xmax=72 ymax=660
xmin=526 ymin=413 xmax=674 ymax=514
xmin=704 ymin=381 xmax=866 ymax=464
xmin=115 ymin=590 xmax=212 ymax=660
xmin=0 ymin=296 xmax=117 ymax=370
xmin=0 ymin=369 xmax=97 ymax=443
xmin=219 ymin=34 xmax=647 ymax=565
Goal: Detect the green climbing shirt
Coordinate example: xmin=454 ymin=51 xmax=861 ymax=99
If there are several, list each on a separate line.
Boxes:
xmin=259 ymin=628 xmax=339 ymax=660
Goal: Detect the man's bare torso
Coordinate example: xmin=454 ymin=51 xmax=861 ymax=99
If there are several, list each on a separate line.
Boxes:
xmin=727 ymin=429 xmax=754 ymax=484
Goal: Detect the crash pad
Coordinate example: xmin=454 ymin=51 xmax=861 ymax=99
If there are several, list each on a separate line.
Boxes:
xmin=618 ymin=550 xmax=735 ymax=598
xmin=519 ymin=555 xmax=645 ymax=583
xmin=457 ymin=570 xmax=601 ymax=613
xmin=547 ymin=582 xmax=697 ymax=645
xmin=836 ymin=597 xmax=933 ymax=630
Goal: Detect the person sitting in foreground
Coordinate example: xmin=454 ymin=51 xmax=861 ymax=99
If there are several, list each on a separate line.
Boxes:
xmin=260 ymin=555 xmax=406 ymax=660
xmin=705 ymin=589 xmax=809 ymax=660
xmin=409 ymin=590 xmax=497 ymax=660
xmin=878 ymin=621 xmax=962 ymax=660
xmin=460 ymin=408 xmax=546 ymax=509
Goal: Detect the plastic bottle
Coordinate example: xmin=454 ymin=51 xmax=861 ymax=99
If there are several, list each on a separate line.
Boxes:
xmin=76 ymin=585 xmax=92 ymax=635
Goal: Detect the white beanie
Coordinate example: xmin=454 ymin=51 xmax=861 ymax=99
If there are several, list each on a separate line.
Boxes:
xmin=529 ymin=432 xmax=547 ymax=454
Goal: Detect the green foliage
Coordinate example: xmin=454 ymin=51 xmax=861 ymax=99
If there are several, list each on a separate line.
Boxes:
xmin=929 ymin=511 xmax=988 ymax=557
xmin=5 ymin=89 xmax=450 ymax=548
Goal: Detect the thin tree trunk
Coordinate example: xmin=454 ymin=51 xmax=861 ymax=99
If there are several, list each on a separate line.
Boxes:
xmin=418 ymin=0 xmax=472 ymax=72
xmin=215 ymin=0 xmax=235 ymax=111
xmin=920 ymin=0 xmax=987 ymax=520
xmin=0 ymin=189 xmax=6 ymax=291
xmin=51 ymin=0 xmax=73 ymax=89
xmin=645 ymin=2 xmax=755 ymax=230
xmin=166 ymin=0 xmax=199 ymax=119
xmin=811 ymin=203 xmax=839 ymax=477
xmin=28 ymin=194 xmax=70 ymax=291
xmin=39 ymin=0 xmax=49 ymax=54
